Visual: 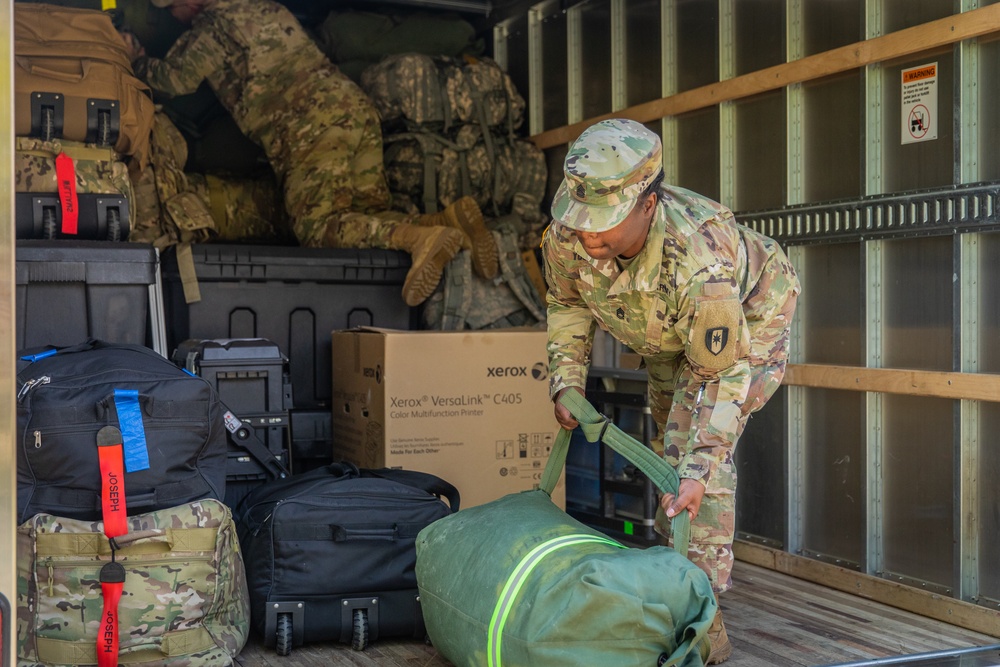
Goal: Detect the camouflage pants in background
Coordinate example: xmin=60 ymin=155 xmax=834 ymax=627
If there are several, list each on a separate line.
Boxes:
xmin=276 ymin=96 xmax=413 ymax=248
xmin=651 ymin=361 xmax=788 ymax=593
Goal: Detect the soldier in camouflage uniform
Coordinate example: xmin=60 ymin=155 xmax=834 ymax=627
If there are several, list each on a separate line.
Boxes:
xmin=543 ymin=118 xmax=800 ymax=664
xmin=123 ymin=0 xmax=496 ymax=305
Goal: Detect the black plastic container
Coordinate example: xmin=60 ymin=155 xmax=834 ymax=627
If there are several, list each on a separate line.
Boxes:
xmin=15 ymin=240 xmax=159 ymax=353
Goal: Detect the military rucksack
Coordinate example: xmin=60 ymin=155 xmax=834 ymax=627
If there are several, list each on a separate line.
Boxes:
xmin=14 ymin=136 xmax=134 ymax=241
xmin=421 ymin=216 xmax=547 ymax=330
xmin=360 ymin=53 xmax=525 ymax=135
xmin=16 ymin=499 xmax=250 ymax=667
xmin=129 ymin=110 xmax=218 ymax=303
xmin=383 ymin=125 xmax=547 ymax=226
xmin=186 ymin=172 xmax=290 ymax=244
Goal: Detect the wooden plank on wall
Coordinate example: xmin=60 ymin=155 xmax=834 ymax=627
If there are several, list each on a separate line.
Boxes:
xmin=735 ymin=542 xmax=1000 ymax=639
xmin=784 ymin=364 xmax=1000 ymax=403
xmin=532 ymin=3 xmax=1000 ymax=149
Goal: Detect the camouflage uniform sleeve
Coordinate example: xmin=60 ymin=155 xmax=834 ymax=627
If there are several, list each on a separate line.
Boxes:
xmin=132 ymin=24 xmax=227 ymax=97
xmin=670 ymin=272 xmax=754 ymax=487
xmin=542 ymin=224 xmax=596 ymax=399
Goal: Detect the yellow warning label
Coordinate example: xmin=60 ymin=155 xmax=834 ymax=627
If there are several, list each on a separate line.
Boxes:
xmin=903 ymin=64 xmax=936 ymax=83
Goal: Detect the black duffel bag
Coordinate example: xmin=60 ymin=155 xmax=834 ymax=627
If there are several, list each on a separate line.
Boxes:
xmin=16 ymin=338 xmax=227 ymax=523
xmin=235 ymin=462 xmax=459 ymax=654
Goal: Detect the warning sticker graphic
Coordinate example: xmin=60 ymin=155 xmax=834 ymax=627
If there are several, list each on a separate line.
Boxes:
xmin=901 ymin=63 xmax=937 ymax=145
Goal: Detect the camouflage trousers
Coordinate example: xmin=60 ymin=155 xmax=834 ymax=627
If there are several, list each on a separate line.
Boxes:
xmin=274 ymin=94 xmax=414 ymax=248
xmin=651 ymin=361 xmax=787 ymax=593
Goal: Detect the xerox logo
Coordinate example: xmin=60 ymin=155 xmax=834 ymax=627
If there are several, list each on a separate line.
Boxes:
xmin=487 ymin=366 xmax=527 ymax=378
xmin=486 ymin=363 xmax=548 ymax=380
xmin=362 ymin=364 xmax=382 ymax=384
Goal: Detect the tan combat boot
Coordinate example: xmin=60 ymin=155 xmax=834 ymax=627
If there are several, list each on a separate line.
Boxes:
xmin=707 ymin=607 xmax=733 ymax=664
xmin=418 ymin=196 xmax=498 ymax=280
xmin=388 ymin=223 xmax=465 ymax=307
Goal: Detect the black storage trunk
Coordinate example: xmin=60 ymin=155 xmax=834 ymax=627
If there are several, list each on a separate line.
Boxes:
xmin=162 ymin=244 xmax=416 ymax=409
xmin=15 ymin=240 xmax=159 ymax=353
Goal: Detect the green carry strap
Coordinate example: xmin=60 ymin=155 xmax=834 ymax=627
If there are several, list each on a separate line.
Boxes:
xmin=541 ymin=389 xmax=691 ymax=557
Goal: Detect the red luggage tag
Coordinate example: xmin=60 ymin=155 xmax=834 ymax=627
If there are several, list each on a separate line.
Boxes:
xmin=97 ymin=425 xmax=127 ymax=667
xmin=54 ymin=152 xmax=79 ymax=235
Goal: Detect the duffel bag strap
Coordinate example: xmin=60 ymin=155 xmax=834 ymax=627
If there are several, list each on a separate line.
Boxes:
xmin=541 ymin=390 xmax=691 ymax=557
xmin=96 ymin=425 xmax=128 ymax=667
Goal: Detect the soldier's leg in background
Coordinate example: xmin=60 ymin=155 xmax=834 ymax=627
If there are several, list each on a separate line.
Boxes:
xmin=319 ymin=212 xmax=464 ymax=307
xmin=280 ymin=98 xmax=385 ymax=247
xmin=349 ymin=105 xmax=393 ymax=214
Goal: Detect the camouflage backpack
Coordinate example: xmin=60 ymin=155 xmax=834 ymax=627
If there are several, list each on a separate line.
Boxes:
xmin=14 ymin=136 xmax=134 ymax=241
xmin=129 ymin=110 xmax=218 ymax=304
xmin=383 ymin=125 xmax=548 ymax=239
xmin=360 ymin=53 xmax=525 ymax=135
xmin=186 ymin=172 xmax=291 ymax=244
xmin=421 ymin=216 xmax=547 ymax=330
xmin=16 ymin=498 xmax=250 ymax=667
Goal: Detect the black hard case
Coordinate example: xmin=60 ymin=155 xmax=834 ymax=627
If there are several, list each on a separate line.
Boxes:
xmin=173 ymin=338 xmax=293 ymax=510
xmin=236 ymin=462 xmax=459 ymax=652
xmin=173 ymin=338 xmax=292 ymax=455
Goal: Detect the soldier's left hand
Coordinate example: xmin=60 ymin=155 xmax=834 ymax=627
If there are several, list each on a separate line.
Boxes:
xmin=660 ymin=478 xmax=706 ymax=521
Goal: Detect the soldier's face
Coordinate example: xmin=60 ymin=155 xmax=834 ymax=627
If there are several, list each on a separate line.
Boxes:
xmin=574 ymin=193 xmax=656 ymax=261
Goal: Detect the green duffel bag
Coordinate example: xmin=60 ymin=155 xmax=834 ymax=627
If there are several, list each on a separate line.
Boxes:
xmin=415 ymin=390 xmax=717 ymax=667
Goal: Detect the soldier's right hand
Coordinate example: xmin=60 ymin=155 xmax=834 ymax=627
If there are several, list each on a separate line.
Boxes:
xmin=553 ymin=386 xmax=586 ymax=430
xmin=120 ymin=31 xmax=145 ymax=60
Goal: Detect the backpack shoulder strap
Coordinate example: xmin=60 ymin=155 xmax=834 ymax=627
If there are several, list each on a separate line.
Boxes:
xmin=492 ymin=217 xmax=546 ymax=322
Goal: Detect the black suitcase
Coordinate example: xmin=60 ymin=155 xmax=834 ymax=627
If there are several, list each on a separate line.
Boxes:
xmin=15 ymin=338 xmax=228 ymax=524
xmin=236 ymin=462 xmax=459 ymax=654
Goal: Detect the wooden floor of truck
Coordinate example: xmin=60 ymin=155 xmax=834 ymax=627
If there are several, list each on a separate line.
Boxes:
xmin=234 ymin=561 xmax=1000 ymax=666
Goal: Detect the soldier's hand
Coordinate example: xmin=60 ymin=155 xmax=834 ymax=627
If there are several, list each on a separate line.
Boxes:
xmin=121 ymin=32 xmax=145 ymax=60
xmin=553 ymin=386 xmax=585 ymax=430
xmin=660 ymin=478 xmax=707 ymax=521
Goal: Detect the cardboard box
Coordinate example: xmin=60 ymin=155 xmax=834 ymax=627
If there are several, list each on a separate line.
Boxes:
xmin=331 ymin=327 xmax=564 ymax=509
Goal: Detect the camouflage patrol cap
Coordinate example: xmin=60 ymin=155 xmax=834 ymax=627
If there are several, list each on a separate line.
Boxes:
xmin=551 ymin=118 xmax=662 ymax=232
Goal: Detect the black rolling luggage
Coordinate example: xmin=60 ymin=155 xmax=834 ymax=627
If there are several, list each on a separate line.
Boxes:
xmin=236 ymin=462 xmax=459 ymax=655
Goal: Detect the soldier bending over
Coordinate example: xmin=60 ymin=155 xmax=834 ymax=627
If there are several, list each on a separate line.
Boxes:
xmin=124 ymin=0 xmax=498 ymax=306
xmin=544 ymin=119 xmax=800 ymax=664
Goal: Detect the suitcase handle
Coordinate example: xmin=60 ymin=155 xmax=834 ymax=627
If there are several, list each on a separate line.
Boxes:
xmin=16 ymin=56 xmax=90 ymax=84
xmin=542 ymin=390 xmax=691 ymax=557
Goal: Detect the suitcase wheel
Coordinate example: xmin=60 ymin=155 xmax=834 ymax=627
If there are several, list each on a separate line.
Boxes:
xmin=275 ymin=612 xmax=293 ymax=657
xmin=42 ymin=207 xmax=57 ymax=240
xmin=352 ymin=608 xmax=369 ymax=651
xmin=106 ymin=207 xmax=122 ymax=242
xmin=40 ymin=106 xmax=56 ymax=142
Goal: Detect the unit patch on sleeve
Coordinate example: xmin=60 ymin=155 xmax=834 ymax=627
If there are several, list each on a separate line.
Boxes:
xmin=688 ymin=296 xmax=742 ymax=371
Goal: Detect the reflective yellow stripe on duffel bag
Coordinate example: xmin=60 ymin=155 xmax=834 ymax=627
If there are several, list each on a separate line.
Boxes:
xmin=487 ymin=533 xmax=626 ymax=667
